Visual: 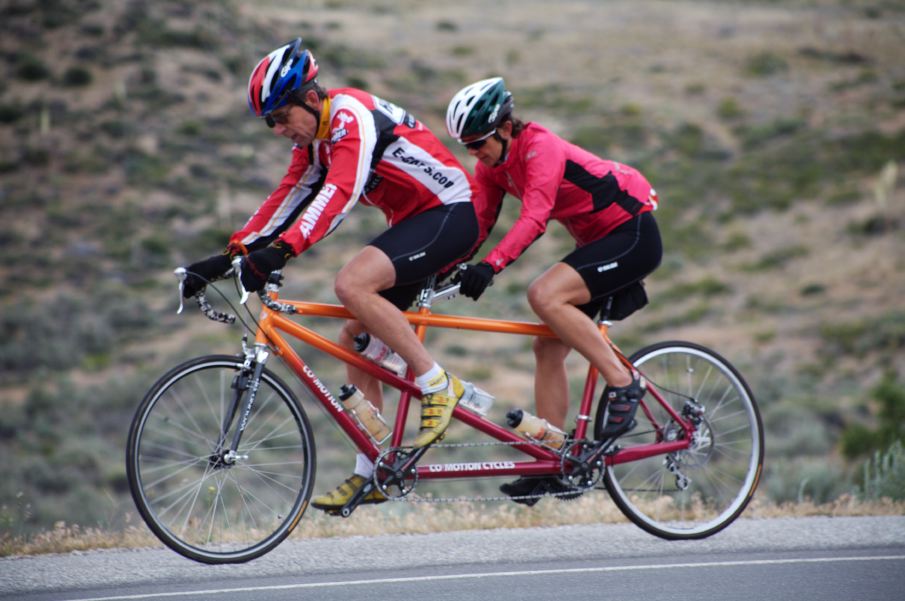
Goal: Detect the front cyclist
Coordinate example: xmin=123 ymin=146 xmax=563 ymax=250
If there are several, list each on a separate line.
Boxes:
xmin=182 ymin=39 xmax=479 ymax=512
xmin=446 ymin=78 xmax=663 ymax=503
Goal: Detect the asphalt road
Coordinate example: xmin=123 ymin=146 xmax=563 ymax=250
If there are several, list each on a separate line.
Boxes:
xmin=2 ymin=516 xmax=903 ymax=601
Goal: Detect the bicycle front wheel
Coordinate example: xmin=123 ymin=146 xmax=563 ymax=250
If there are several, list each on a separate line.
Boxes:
xmin=598 ymin=341 xmax=763 ymax=539
xmin=126 ymin=355 xmax=316 ymax=563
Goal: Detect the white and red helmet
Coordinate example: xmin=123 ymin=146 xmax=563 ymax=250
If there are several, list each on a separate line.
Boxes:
xmin=247 ymin=38 xmax=319 ymax=117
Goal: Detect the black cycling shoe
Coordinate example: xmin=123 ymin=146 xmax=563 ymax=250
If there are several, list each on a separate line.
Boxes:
xmin=500 ymin=477 xmax=583 ymax=506
xmin=499 ymin=477 xmax=544 ymax=506
xmin=599 ymin=374 xmax=646 ymax=440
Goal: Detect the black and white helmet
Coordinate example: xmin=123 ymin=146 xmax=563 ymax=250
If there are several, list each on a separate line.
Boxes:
xmin=446 ymin=77 xmax=514 ymax=143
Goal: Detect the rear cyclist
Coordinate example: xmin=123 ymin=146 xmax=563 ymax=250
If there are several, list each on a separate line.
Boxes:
xmin=182 ymin=39 xmax=479 ymax=512
xmin=446 ymin=77 xmax=663 ymax=504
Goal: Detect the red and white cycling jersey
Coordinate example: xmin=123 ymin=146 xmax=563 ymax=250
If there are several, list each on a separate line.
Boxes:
xmin=473 ymin=122 xmax=658 ymax=272
xmin=231 ymin=88 xmax=476 ymax=255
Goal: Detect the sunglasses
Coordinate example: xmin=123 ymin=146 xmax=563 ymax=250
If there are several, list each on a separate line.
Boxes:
xmin=462 ymin=130 xmax=495 ymax=150
xmin=264 ymin=108 xmax=292 ymax=128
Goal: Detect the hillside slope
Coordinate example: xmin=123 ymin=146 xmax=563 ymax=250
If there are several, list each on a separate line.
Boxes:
xmin=1 ymin=0 xmax=903 ymax=535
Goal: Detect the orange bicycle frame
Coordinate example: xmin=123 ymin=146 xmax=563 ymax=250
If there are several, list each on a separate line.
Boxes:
xmin=251 ymin=291 xmax=692 ymax=481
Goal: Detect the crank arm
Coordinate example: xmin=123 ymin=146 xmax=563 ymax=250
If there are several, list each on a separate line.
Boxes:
xmin=338 ymin=480 xmax=378 ymax=518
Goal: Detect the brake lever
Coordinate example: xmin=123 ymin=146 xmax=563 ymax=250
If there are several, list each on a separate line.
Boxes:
xmin=233 ymin=257 xmax=250 ymax=305
xmin=174 ymin=267 xmax=187 ymax=314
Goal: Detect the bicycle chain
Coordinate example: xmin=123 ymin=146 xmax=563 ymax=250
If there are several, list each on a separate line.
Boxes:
xmin=377 ymin=437 xmax=607 ymax=505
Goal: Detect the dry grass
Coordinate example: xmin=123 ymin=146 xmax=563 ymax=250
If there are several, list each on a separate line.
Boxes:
xmin=3 ymin=494 xmax=902 ymax=558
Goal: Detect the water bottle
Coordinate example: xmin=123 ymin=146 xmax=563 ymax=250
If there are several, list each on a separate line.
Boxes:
xmin=506 ymin=408 xmax=566 ymax=450
xmin=339 ymin=384 xmax=391 ymax=443
xmin=354 ymin=333 xmax=407 ymax=377
xmin=459 ymin=381 xmax=495 ymax=416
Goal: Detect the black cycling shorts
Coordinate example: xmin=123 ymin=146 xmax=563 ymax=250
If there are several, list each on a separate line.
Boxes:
xmin=369 ymin=202 xmax=478 ymax=310
xmin=561 ymin=212 xmax=662 ymax=319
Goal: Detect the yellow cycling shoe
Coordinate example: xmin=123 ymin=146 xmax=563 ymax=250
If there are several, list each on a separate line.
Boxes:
xmin=311 ymin=474 xmax=386 ymax=511
xmin=413 ymin=371 xmax=464 ymax=448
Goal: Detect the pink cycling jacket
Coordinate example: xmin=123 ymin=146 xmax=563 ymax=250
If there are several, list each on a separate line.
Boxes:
xmin=473 ymin=122 xmax=658 ymax=272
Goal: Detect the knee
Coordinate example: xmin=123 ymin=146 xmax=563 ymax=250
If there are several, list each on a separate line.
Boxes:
xmin=527 ymin=280 xmax=555 ymax=316
xmin=334 ymin=272 xmax=357 ymax=306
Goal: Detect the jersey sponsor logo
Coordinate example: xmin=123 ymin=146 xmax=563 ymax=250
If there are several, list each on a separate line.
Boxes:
xmin=597 ymin=261 xmax=619 ymax=273
xmin=336 ymin=111 xmax=356 ymax=127
xmin=390 ymin=147 xmax=456 ymax=189
xmin=408 ymin=251 xmax=426 ymax=261
xmin=375 ymin=97 xmax=414 ymax=127
xmin=331 ymin=111 xmax=355 ymax=142
xmin=363 ymin=173 xmax=383 ymax=194
xmin=331 ymin=127 xmax=348 ymax=143
xmin=525 ymin=150 xmax=538 ymax=160
xmin=300 ymin=183 xmax=337 ymax=238
xmin=426 ymin=461 xmax=516 ymax=473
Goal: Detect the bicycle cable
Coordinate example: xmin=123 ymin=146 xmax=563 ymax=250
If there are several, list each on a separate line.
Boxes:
xmin=183 ymin=270 xmax=263 ymax=336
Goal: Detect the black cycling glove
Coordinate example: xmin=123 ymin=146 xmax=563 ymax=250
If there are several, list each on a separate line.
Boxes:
xmin=459 ymin=262 xmax=495 ymax=300
xmin=240 ymin=241 xmax=294 ymax=293
xmin=183 ymin=254 xmax=232 ymax=298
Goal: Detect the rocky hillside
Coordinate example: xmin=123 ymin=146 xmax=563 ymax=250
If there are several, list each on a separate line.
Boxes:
xmin=1 ymin=0 xmax=903 ymax=535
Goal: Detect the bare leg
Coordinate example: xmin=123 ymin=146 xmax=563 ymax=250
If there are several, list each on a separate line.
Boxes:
xmin=533 ymin=336 xmax=571 ymax=430
xmin=334 ymin=246 xmax=434 ymax=376
xmin=528 ymin=263 xmax=632 ymax=388
xmin=339 ymin=320 xmax=384 ymax=411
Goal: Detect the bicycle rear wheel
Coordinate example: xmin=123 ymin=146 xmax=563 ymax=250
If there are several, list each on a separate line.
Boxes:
xmin=126 ymin=355 xmax=316 ymax=563
xmin=597 ymin=341 xmax=763 ymax=539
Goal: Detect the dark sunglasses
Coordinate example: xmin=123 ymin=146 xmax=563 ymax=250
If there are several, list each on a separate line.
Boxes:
xmin=462 ymin=131 xmax=495 ymax=150
xmin=464 ymin=138 xmax=488 ymax=150
xmin=264 ymin=108 xmax=292 ymax=128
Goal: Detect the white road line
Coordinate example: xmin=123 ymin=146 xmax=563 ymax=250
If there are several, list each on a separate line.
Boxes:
xmin=61 ymin=555 xmax=905 ymax=601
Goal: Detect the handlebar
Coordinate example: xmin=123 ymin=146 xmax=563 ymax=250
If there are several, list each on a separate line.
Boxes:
xmin=173 ymin=261 xmax=465 ymax=324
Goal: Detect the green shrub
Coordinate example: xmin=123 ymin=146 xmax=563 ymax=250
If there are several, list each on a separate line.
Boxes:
xmin=746 ymin=52 xmax=788 ymax=77
xmin=831 ymin=130 xmax=905 ymax=172
xmin=765 ymin=403 xmax=833 ymax=457
xmin=0 ymin=103 xmax=23 ymax=124
xmin=22 ymin=147 xmax=50 ymax=167
xmin=765 ymin=458 xmax=852 ymax=504
xmin=177 ymin=120 xmax=203 ymax=136
xmin=717 ymin=97 xmax=744 ymax=120
xmin=684 ymin=83 xmax=706 ymax=95
xmin=799 ymin=283 xmax=825 ymax=297
xmin=858 ymin=440 xmax=905 ymax=501
xmin=656 ymin=277 xmax=731 ymax=303
xmin=62 ymin=66 xmax=93 ymax=87
xmin=846 ymin=214 xmax=899 ymax=237
xmin=17 ymin=55 xmax=51 ymax=81
xmin=842 ymin=372 xmax=905 ymax=458
xmin=346 ymin=76 xmax=369 ymax=90
xmin=820 ymin=313 xmax=905 ymax=359
xmin=736 ymin=118 xmax=806 ymax=150
xmin=741 ymin=245 xmax=808 ymax=272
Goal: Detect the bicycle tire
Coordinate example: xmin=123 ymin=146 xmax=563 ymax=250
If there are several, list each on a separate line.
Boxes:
xmin=597 ymin=341 xmax=763 ymax=540
xmin=126 ymin=355 xmax=316 ymax=563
